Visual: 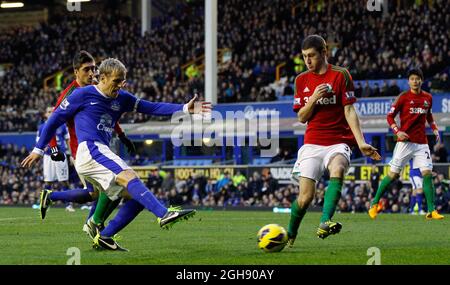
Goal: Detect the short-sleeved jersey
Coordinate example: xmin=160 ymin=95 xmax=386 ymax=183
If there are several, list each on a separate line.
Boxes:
xmin=387 ymin=90 xmax=434 ymax=144
xmin=293 ymin=64 xmax=357 ymax=146
xmin=37 ymin=123 xmax=68 ymax=155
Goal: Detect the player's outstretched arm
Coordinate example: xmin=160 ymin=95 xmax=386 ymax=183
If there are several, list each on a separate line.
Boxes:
xmin=136 ymin=93 xmax=211 ymax=116
xmin=21 ymin=111 xmax=70 ymax=168
xmin=344 ymin=104 xmax=381 ymax=161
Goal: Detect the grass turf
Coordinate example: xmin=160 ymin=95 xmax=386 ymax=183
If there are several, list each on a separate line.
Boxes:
xmin=0 ymin=207 xmax=449 ymax=265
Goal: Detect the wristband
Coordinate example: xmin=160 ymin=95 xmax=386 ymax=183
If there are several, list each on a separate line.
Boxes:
xmin=392 ymin=126 xmax=399 ymax=134
xmin=430 ymin=122 xmax=438 ymax=132
xmin=32 ymin=147 xmax=44 ymax=156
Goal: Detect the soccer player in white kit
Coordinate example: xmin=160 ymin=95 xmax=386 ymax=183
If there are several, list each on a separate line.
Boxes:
xmin=369 ymin=68 xmax=443 ymax=220
xmin=287 ymin=35 xmax=380 ymax=247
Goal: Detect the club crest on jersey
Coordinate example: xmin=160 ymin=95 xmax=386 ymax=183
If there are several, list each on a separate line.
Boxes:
xmin=424 ymin=101 xmax=429 ymax=108
xmin=60 ymin=99 xmax=70 ymax=110
xmin=111 ymin=101 xmax=121 ymax=111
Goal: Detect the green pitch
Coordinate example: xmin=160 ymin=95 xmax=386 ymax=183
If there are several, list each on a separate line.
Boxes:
xmin=0 ymin=207 xmax=449 ymax=265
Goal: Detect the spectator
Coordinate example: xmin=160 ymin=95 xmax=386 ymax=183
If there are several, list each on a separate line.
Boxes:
xmin=232 ymin=170 xmax=247 ymax=187
xmin=161 ymin=172 xmax=175 ymax=192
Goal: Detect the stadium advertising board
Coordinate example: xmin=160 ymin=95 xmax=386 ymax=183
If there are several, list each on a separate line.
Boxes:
xmin=213 ymin=94 xmax=450 ymax=119
xmin=163 ymin=166 xmax=248 ymax=181
xmin=134 ymin=164 xmax=450 ymax=184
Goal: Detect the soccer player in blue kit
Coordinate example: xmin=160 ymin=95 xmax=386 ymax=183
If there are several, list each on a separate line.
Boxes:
xmin=22 ymin=58 xmax=211 ymax=250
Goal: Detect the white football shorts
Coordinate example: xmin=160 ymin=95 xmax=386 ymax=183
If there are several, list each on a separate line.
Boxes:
xmin=43 ymin=154 xmax=69 ymax=182
xmin=389 ymin=142 xmax=432 ymax=173
xmin=292 ymin=143 xmax=352 ymax=182
xmin=75 ymin=141 xmax=131 ymax=201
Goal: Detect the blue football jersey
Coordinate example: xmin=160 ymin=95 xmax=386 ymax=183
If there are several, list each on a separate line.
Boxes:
xmin=35 ymin=85 xmax=184 ymax=151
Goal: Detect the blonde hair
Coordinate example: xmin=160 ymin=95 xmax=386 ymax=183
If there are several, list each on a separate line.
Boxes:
xmin=98 ymin=58 xmax=127 ymax=76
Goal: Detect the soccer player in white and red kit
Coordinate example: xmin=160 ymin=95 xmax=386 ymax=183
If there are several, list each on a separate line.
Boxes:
xmin=287 ymin=35 xmax=380 ymax=246
xmin=369 ymin=68 xmax=443 ymax=220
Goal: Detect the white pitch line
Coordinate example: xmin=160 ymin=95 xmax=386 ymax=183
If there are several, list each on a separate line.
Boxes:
xmin=0 ymin=216 xmax=36 ymax=222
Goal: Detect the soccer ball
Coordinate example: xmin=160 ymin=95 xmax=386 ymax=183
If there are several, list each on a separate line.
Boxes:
xmin=257 ymin=224 xmax=288 ymax=253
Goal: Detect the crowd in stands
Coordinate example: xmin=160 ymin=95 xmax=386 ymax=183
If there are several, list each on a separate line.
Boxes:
xmin=0 ymin=0 xmax=449 ymax=132
xmin=1 ymin=142 xmax=449 ymax=216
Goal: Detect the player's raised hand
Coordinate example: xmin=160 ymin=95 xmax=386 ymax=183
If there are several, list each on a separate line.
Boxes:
xmin=359 ymin=143 xmax=382 ymax=161
xmin=21 ymin=152 xmax=42 ymax=168
xmin=186 ymin=94 xmax=212 ymax=114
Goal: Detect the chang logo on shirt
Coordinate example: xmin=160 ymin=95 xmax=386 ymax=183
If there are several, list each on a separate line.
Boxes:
xmin=111 ymin=101 xmax=121 ymax=111
xmin=97 ymin=114 xmax=114 ymax=133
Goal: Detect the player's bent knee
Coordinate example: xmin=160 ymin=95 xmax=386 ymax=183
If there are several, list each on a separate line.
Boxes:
xmin=421 ymin=169 xmax=432 ymax=176
xmin=298 ymin=195 xmax=313 ymax=208
xmin=389 ymin=171 xmax=400 ymax=179
xmin=116 ymin=170 xmax=139 ymax=188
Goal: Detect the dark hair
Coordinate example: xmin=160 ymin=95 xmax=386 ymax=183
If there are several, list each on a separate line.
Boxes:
xmin=301 ymin=35 xmax=327 ymax=53
xmin=407 ymin=68 xmax=423 ymax=80
xmin=73 ymin=50 xmax=95 ymax=70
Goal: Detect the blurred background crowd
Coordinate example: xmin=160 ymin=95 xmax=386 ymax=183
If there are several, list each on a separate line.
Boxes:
xmin=1 ymin=142 xmax=449 ymax=215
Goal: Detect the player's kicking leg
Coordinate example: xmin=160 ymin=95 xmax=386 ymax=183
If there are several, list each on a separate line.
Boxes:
xmin=286 ymin=176 xmax=315 ymax=248
xmin=117 ymin=170 xmax=196 ymax=229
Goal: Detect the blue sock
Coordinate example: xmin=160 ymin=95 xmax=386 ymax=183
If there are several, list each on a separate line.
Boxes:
xmin=87 ymin=199 xmax=97 ymax=222
xmin=100 ymin=199 xmax=144 ymax=237
xmin=409 ymin=195 xmax=416 ymax=212
xmin=417 ymin=193 xmax=423 ymax=211
xmin=127 ymin=178 xmax=167 ymax=218
xmin=50 ymin=189 xmax=93 ymax=204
